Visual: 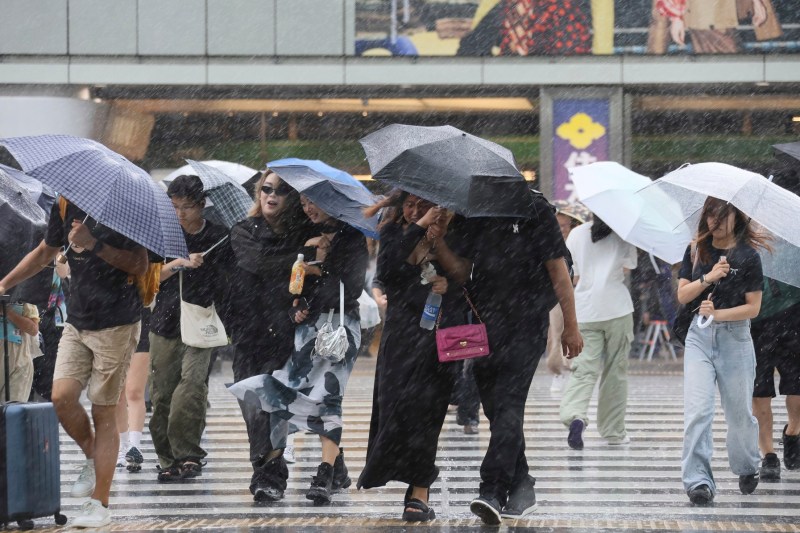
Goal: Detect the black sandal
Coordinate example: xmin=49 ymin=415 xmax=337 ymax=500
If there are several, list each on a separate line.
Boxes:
xmin=402 ymin=498 xmax=436 ymax=522
xmin=156 ymin=465 xmax=181 ymax=483
xmin=180 ymin=460 xmax=204 ymax=479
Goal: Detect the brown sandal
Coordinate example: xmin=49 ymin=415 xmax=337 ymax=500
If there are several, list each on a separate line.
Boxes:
xmin=157 ymin=465 xmax=181 ymax=483
xmin=180 ymin=460 xmax=204 ymax=479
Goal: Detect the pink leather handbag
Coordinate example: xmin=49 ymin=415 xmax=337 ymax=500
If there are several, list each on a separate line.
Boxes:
xmin=435 ymin=289 xmax=491 ymax=363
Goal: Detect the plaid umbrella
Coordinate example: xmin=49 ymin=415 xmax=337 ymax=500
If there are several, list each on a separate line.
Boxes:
xmin=163 ymin=160 xmax=258 ymax=185
xmin=0 ymin=135 xmax=187 ymax=258
xmin=268 ymin=158 xmax=380 ymax=239
xmin=186 ymin=159 xmax=252 ymax=228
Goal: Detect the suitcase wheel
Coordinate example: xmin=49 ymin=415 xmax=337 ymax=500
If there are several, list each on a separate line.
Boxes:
xmin=17 ymin=519 xmax=34 ymax=530
xmin=55 ymin=513 xmax=68 ymax=526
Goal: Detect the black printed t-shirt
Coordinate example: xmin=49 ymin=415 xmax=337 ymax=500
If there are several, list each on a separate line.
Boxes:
xmin=44 ymin=201 xmax=143 ymax=330
xmin=454 ymin=192 xmax=568 ymax=335
xmin=151 ymin=220 xmax=231 ymax=339
xmin=678 ymin=241 xmax=763 ymax=313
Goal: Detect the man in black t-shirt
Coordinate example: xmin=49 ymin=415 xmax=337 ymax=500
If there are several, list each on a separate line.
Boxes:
xmin=148 ymin=175 xmax=231 ymax=482
xmin=0 ymin=198 xmax=148 ymax=528
xmin=434 ymin=191 xmax=583 ymax=524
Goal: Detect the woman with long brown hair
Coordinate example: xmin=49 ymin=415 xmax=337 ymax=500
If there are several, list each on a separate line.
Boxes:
xmin=228 ymin=169 xmax=314 ymax=502
xmin=677 ymin=196 xmax=769 ymax=505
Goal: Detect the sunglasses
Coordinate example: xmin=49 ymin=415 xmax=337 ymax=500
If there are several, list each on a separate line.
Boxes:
xmin=261 ymin=184 xmax=292 ymax=197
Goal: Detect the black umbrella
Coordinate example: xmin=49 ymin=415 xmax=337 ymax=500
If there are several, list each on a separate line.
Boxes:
xmin=359 ymin=124 xmax=533 ymax=217
xmin=0 ymin=168 xmax=48 ymax=303
xmin=773 ymin=142 xmax=800 ymax=168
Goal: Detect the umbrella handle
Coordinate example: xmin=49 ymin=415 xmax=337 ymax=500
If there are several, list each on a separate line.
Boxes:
xmin=697 ymin=315 xmax=714 ymax=329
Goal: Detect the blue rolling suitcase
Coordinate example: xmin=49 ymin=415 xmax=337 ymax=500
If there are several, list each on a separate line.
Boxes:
xmin=0 ymin=296 xmax=66 ymax=529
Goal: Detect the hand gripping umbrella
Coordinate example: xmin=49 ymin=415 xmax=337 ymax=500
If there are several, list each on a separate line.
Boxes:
xmin=359 ymin=124 xmax=532 ymax=218
xmin=0 ymin=135 xmax=187 ymax=259
xmin=267 ymin=158 xmax=380 ymax=239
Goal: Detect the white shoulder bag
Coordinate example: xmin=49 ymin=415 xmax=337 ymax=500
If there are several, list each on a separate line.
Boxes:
xmin=179 ymin=271 xmax=228 ymax=348
xmin=313 ymin=281 xmax=349 ymax=363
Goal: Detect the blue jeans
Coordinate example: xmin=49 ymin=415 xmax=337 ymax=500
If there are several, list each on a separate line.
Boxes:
xmin=682 ymin=317 xmax=760 ymax=494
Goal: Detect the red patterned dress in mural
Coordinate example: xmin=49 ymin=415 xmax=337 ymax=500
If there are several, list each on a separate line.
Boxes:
xmin=499 ymin=0 xmax=592 ymax=56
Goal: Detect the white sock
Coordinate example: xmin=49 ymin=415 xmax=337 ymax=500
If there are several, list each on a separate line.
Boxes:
xmin=119 ymin=432 xmax=129 ymax=451
xmin=129 ymin=431 xmax=142 ymax=449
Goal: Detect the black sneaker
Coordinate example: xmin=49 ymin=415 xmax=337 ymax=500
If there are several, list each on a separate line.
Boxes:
xmin=784 ymin=425 xmax=800 ymax=470
xmin=331 ymin=448 xmax=351 ymax=492
xmin=567 ymin=419 xmax=585 ymax=450
xmin=687 ymin=484 xmax=713 ymax=505
xmin=500 ymin=475 xmax=536 ymax=518
xmin=307 ymin=462 xmax=334 ymax=505
xmin=470 ymin=495 xmax=502 ymax=525
xmin=250 ymin=453 xmax=288 ymax=501
xmin=739 ymin=473 xmax=759 ymax=495
xmin=125 ymin=446 xmax=144 ymax=473
xmin=761 ymin=453 xmax=781 ymax=481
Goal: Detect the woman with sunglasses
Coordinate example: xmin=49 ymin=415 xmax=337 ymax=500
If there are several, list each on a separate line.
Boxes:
xmin=229 ymin=170 xmax=315 ymax=502
xmin=357 ymin=190 xmax=469 ymax=522
xmin=677 ymin=197 xmax=769 ymax=505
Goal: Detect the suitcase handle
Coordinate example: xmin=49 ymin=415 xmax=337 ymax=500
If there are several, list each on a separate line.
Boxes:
xmin=1 ymin=294 xmax=10 ymax=403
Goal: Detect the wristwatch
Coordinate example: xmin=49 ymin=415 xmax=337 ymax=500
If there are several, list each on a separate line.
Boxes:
xmin=91 ymin=240 xmax=104 ymax=254
xmin=700 ymin=274 xmax=709 ymax=286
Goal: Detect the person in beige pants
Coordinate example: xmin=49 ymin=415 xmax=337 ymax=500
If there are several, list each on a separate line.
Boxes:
xmin=546 ymin=201 xmax=589 ymax=392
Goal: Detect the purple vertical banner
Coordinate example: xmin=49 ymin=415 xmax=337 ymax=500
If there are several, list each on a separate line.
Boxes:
xmin=552 ymin=99 xmax=610 ymax=201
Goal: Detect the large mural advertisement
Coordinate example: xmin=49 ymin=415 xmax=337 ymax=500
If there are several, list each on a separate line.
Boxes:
xmin=355 ymin=0 xmax=799 ymax=56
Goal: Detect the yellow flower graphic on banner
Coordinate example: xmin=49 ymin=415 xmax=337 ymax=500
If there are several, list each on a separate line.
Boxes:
xmin=556 ymin=113 xmax=606 ymax=150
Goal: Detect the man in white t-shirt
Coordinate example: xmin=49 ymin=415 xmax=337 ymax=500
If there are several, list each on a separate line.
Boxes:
xmin=559 ymin=218 xmax=637 ymax=450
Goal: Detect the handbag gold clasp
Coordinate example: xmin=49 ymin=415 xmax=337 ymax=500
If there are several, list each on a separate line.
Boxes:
xmin=460 ymin=341 xmax=468 ymax=347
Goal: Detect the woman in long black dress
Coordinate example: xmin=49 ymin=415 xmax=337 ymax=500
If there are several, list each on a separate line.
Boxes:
xmin=357 ymin=191 xmax=469 ymax=521
xmin=229 ymin=170 xmax=314 ymax=502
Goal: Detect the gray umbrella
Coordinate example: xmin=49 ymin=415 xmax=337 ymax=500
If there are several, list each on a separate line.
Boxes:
xmin=0 ymin=168 xmax=47 ymax=292
xmin=359 ymin=124 xmax=533 ymax=217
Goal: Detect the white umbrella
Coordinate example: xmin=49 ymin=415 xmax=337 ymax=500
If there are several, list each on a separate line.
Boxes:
xmin=638 ymin=162 xmax=800 ymax=290
xmin=569 ymin=161 xmax=693 ymax=264
xmin=162 ymin=160 xmax=258 ymax=185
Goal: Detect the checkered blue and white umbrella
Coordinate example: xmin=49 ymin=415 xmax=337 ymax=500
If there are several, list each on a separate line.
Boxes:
xmin=186 ymin=159 xmax=252 ymax=228
xmin=0 ymin=135 xmax=187 ymax=258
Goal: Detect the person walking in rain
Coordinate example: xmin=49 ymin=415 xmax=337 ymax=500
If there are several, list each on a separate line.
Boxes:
xmin=0 ymin=199 xmax=147 ymax=528
xmin=357 ymin=191 xmax=464 ymax=521
xmin=559 ymin=216 xmax=637 ymax=449
xmin=228 ymin=170 xmax=315 ymax=502
xmin=230 ymin=189 xmax=368 ymax=505
xmin=677 ymin=197 xmax=767 ymax=505
xmin=448 ymin=190 xmax=582 ymax=524
xmin=147 ymin=175 xmax=231 ymax=482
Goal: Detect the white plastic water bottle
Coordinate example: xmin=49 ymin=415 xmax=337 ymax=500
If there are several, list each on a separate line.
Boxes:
xmin=420 ymin=291 xmax=442 ymax=330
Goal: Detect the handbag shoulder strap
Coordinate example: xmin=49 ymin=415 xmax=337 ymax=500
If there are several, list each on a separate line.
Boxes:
xmin=179 ymin=270 xmax=184 ymax=302
xmin=339 ymin=280 xmax=344 ymax=327
xmin=434 ymin=286 xmax=482 ymax=331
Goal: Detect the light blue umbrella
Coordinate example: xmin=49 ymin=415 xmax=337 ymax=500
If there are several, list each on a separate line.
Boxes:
xmin=267 ymin=158 xmax=380 ymax=239
xmin=186 ymin=159 xmax=252 ymax=229
xmin=0 ymin=135 xmax=187 ymax=258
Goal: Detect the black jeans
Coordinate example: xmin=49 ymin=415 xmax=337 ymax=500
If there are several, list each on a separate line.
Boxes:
xmin=471 ymin=324 xmax=547 ymax=505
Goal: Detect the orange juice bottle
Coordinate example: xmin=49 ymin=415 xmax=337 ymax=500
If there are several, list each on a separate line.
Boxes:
xmin=289 ymin=254 xmax=305 ymax=294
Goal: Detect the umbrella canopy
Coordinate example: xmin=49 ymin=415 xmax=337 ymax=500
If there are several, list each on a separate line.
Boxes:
xmin=186 ymin=159 xmax=252 ymax=229
xmin=162 ymin=160 xmax=258 ymax=185
xmin=0 ymin=163 xmax=56 ymax=213
xmin=359 ymin=124 xmax=532 ymax=218
xmin=0 ymin=135 xmax=187 ymax=259
xmin=638 ymin=162 xmax=800 ymax=288
xmin=570 ymin=162 xmax=693 ymax=264
xmin=268 ymin=158 xmax=380 ymax=239
xmin=773 ymin=142 xmax=800 ymax=168
xmin=0 ymin=169 xmax=47 ymax=278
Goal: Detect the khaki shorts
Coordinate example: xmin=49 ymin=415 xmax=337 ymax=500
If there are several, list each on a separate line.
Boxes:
xmin=54 ymin=322 xmax=141 ymax=406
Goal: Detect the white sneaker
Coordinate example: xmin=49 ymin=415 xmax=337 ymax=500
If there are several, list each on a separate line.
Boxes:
xmin=70 ymin=460 xmax=96 ymax=498
xmin=550 ymin=374 xmax=566 ymax=392
xmin=284 ymin=445 xmax=296 ymax=464
xmin=72 ymin=498 xmax=111 ymax=528
xmin=603 ymin=435 xmax=631 ymax=445
xmin=116 ymin=448 xmax=127 ymax=468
